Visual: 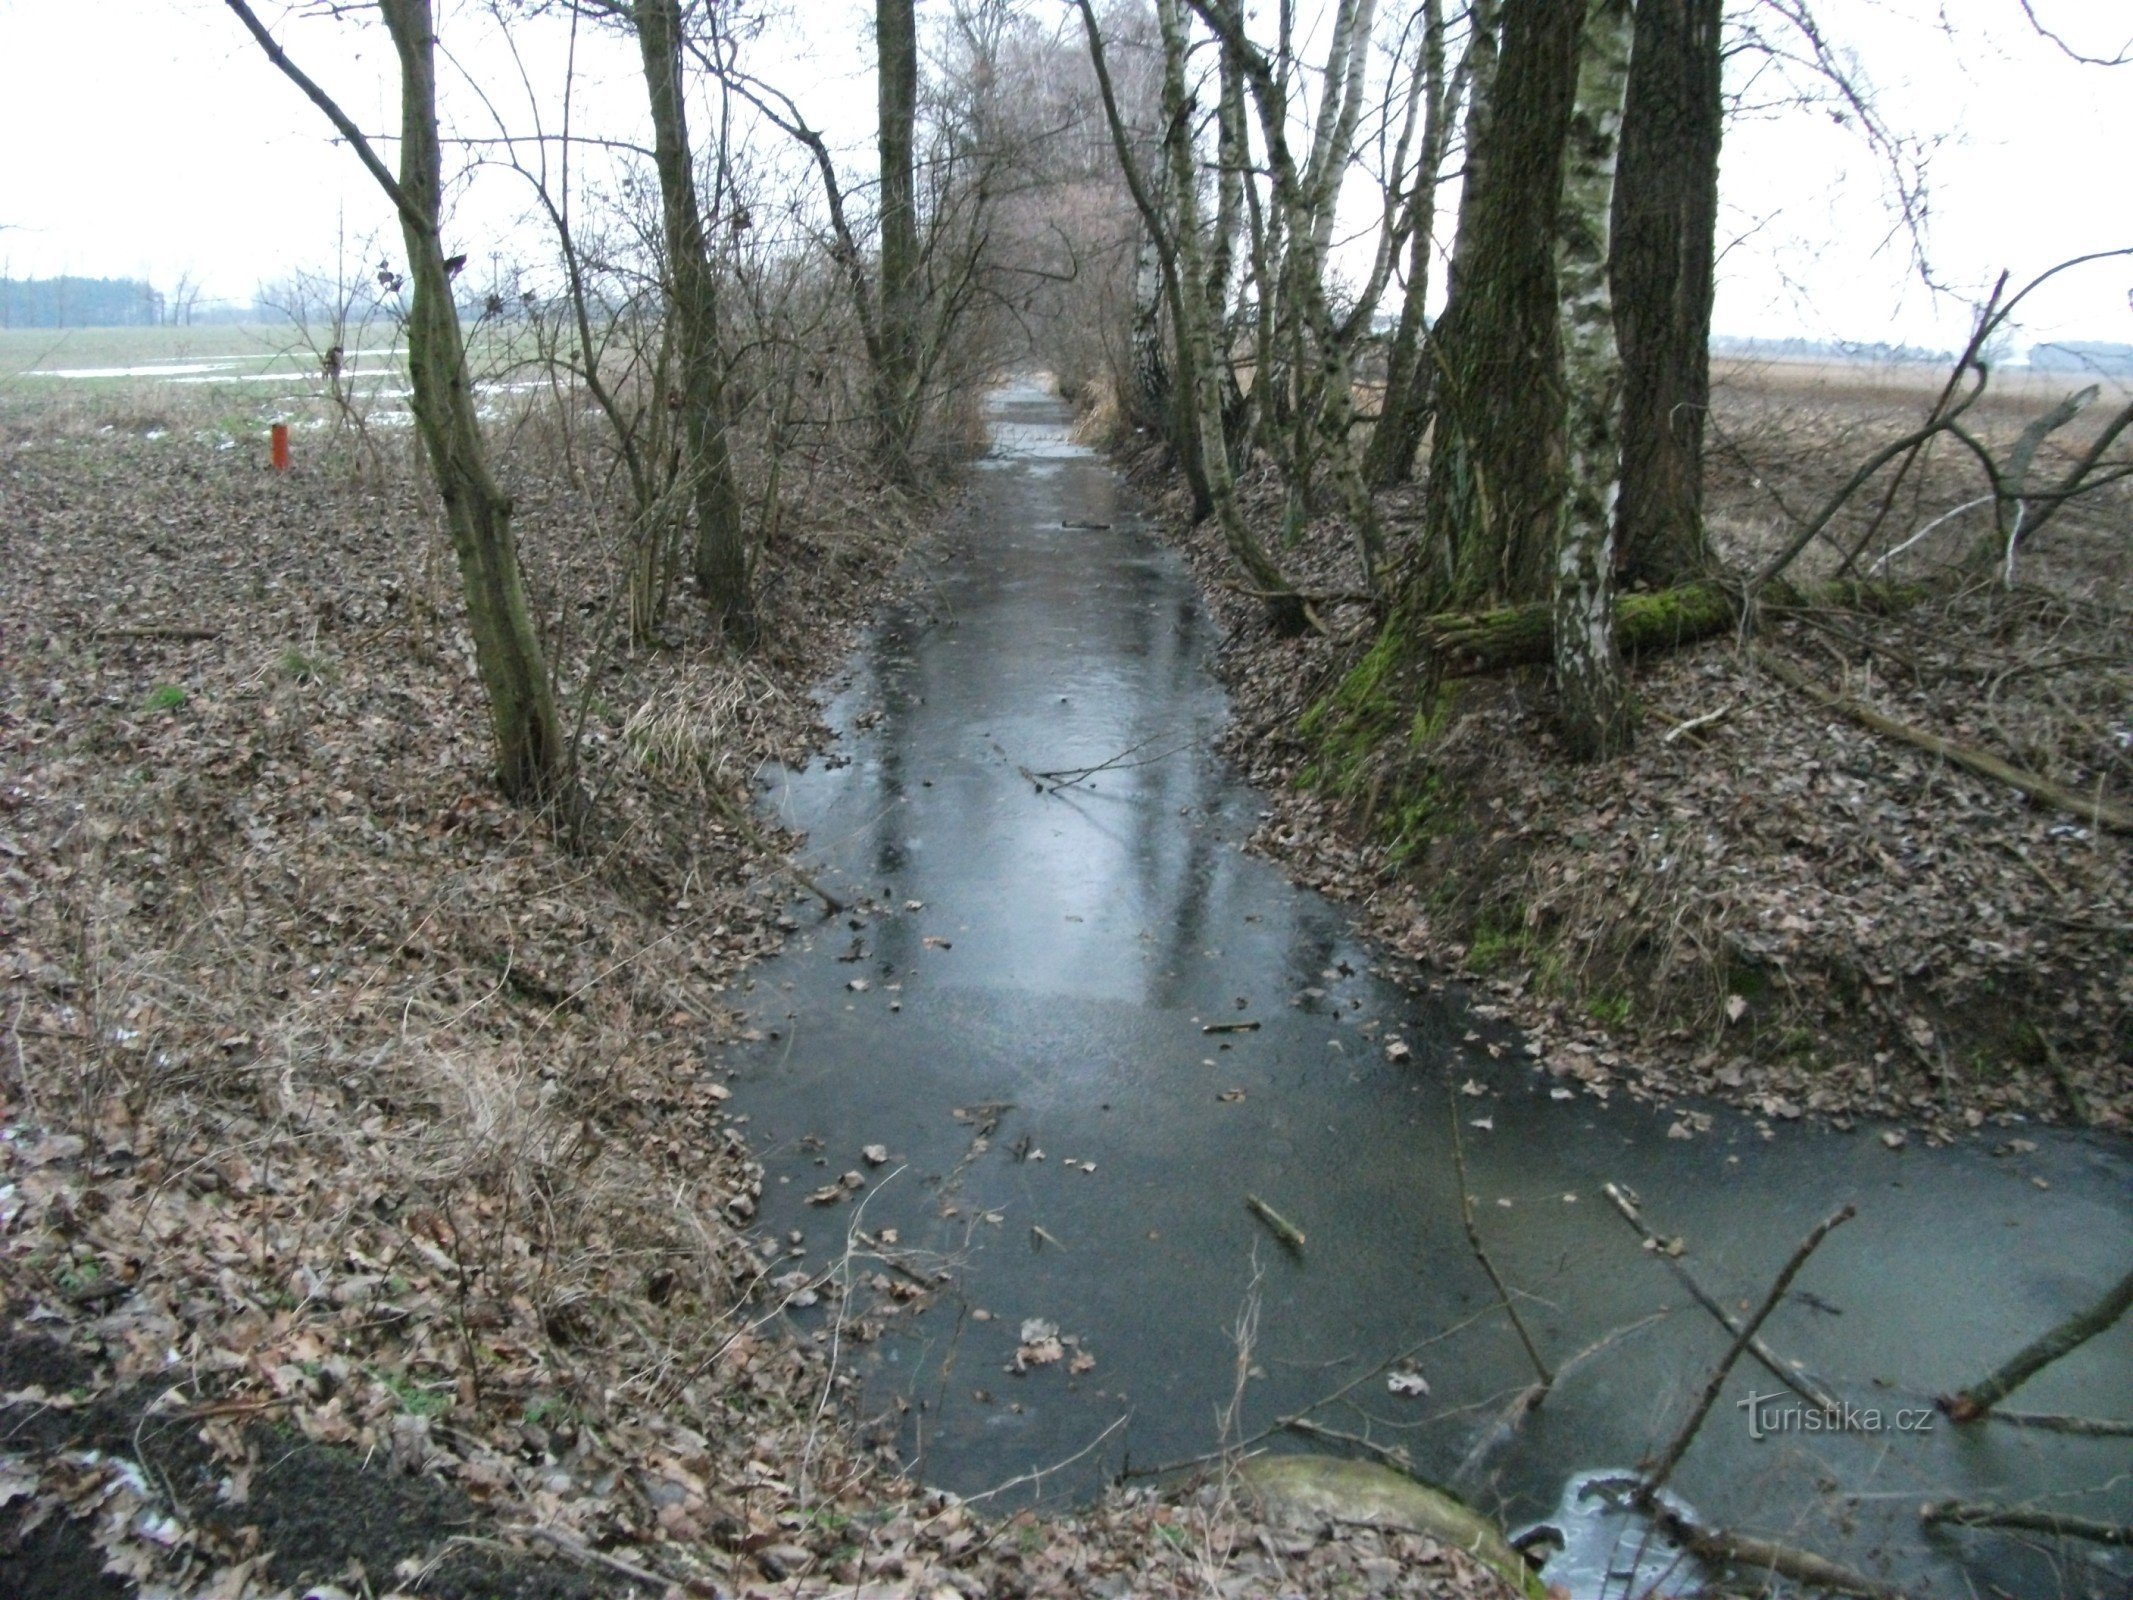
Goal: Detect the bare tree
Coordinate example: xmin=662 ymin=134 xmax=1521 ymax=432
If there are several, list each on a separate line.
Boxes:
xmin=225 ymin=0 xmax=568 ymax=804
xmin=1360 ymin=0 xmax=1464 ymax=490
xmin=630 ymin=0 xmax=752 ymax=640
xmin=1074 ymin=0 xmax=1304 ymax=630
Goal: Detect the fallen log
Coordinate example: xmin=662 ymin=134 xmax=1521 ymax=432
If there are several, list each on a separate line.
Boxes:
xmin=1421 ymin=582 xmax=1734 ymax=676
xmin=1417 ymin=579 xmax=1920 ymax=678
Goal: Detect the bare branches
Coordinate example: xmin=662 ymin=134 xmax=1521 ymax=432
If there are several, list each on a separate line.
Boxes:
xmin=1638 ymin=1203 xmax=1854 ymax=1502
xmin=1601 ymin=1181 xmax=1842 ymax=1412
xmin=221 ymin=0 xmax=428 ymax=233
xmin=1731 ymin=0 xmax=1937 ymax=284
xmin=1757 ymin=649 xmax=2133 ymax=834
xmin=1446 ymin=1073 xmax=1551 ymax=1390
xmin=1760 ymin=247 xmax=2133 ymax=586
xmin=1941 ymin=1264 xmax=2133 ymax=1422
xmin=1923 ymin=1500 xmax=2133 ymax=1546
xmin=2017 ymin=0 xmax=2133 ymax=67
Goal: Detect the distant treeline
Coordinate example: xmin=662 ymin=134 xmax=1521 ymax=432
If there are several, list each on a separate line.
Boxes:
xmin=2028 ymin=342 xmax=2133 ymax=375
xmin=0 ymin=276 xmax=163 ymax=328
xmin=1712 ymin=334 xmax=1956 ymax=366
xmin=0 ymin=275 xmax=255 ymax=328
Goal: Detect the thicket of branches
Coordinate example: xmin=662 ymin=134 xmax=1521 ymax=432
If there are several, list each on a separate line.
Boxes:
xmin=225 ymin=0 xmax=2130 ymax=809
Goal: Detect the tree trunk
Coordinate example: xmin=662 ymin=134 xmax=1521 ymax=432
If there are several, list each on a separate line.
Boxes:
xmin=1158 ymin=0 xmax=1303 ymax=631
xmin=1551 ymin=0 xmax=1635 ymax=759
xmin=1128 ymin=220 xmax=1173 ymax=431
xmin=1071 ymin=0 xmax=1211 ymax=517
xmin=875 ymin=0 xmax=922 ymax=482
xmin=1362 ymin=0 xmax=1455 ymax=489
xmin=1186 ymin=0 xmax=1385 ymax=584
xmin=1439 ymin=1 xmax=1502 ymax=309
xmin=634 ymin=0 xmax=751 ymax=643
xmin=1413 ymin=0 xmax=1584 ymax=612
xmin=225 ymin=0 xmax=565 ymax=800
xmin=1611 ymin=0 xmax=1720 ymax=586
xmin=381 ymin=0 xmax=565 ymax=802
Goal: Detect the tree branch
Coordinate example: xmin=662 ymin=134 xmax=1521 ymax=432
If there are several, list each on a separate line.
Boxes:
xmin=222 ymin=0 xmax=430 ymax=233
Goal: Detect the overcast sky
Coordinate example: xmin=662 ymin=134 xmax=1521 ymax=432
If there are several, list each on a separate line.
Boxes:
xmin=0 ymin=0 xmax=2126 ymax=354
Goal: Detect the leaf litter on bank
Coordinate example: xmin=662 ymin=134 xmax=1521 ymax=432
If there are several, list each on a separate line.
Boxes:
xmin=1127 ymin=387 xmax=2130 ymax=1143
xmin=1 ymin=424 xmax=1517 ymax=1598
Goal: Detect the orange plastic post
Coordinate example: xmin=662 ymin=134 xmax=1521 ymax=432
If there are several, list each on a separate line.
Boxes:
xmin=271 ymin=422 xmax=291 ymax=473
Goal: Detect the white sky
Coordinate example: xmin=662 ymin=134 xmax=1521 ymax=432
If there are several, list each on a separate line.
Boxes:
xmin=0 ymin=0 xmax=2126 ymax=353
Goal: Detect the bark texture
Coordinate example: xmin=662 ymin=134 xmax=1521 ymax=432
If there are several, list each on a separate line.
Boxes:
xmin=1611 ymin=0 xmax=1721 ymax=586
xmin=1945 ymin=1267 xmax=2133 ymax=1421
xmin=1156 ymin=0 xmax=1303 ymax=630
xmin=382 ymin=0 xmax=565 ymax=801
xmin=875 ymin=0 xmax=922 ymax=480
xmin=1362 ymin=0 xmax=1456 ymax=489
xmin=1551 ymin=0 xmax=1635 ymax=759
xmin=1413 ymin=0 xmax=1584 ymax=611
xmin=635 ymin=0 xmax=751 ymax=641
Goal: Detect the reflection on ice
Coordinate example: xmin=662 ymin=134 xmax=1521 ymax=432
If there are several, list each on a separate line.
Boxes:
xmin=1515 ymin=1472 xmax=1705 ymax=1600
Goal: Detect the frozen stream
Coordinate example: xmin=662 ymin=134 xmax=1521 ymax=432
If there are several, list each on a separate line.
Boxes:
xmin=723 ymin=381 xmax=2132 ymax=1598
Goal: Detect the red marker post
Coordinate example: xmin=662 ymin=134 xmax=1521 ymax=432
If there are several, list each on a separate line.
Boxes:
xmin=271 ymin=422 xmax=291 ymax=473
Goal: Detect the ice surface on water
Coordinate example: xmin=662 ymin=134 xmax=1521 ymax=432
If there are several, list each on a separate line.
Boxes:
xmin=985 ymin=378 xmax=1091 ymax=460
xmin=1515 ymin=1471 xmax=1706 ymax=1600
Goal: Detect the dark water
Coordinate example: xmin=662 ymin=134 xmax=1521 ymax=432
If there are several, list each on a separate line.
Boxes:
xmin=723 ymin=382 xmax=2132 ymax=1598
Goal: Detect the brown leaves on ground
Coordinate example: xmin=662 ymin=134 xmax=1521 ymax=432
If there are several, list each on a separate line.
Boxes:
xmin=1133 ymin=373 xmax=2130 ymax=1143
xmin=0 ymin=421 xmax=1513 ymax=1599
xmin=0 ymin=423 xmax=910 ymax=1593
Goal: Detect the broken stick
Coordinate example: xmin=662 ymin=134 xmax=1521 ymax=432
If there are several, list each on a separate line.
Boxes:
xmin=1603 ymin=1182 xmax=1841 ymax=1413
xmin=1923 ymin=1500 xmax=2131 ymax=1546
xmin=1942 ymin=1264 xmax=2133 ymax=1422
xmin=1758 ymin=650 xmax=2133 ymax=834
xmin=1640 ymin=1204 xmax=1855 ymax=1501
xmin=1245 ymin=1194 xmax=1306 ymax=1252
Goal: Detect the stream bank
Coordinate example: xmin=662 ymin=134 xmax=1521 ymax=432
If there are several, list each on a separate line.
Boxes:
xmin=728 ymin=380 xmax=2133 ymax=1600
xmin=1109 ymin=380 xmax=2132 ymax=1143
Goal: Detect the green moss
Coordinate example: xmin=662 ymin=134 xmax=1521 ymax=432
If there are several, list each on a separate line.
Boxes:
xmin=1294 ymin=626 xmax=1467 ymax=864
xmin=276 ymin=646 xmax=336 ymax=685
xmin=1467 ymin=909 xmax=1533 ymax=974
xmin=142 ymin=683 xmax=187 ymax=713
xmin=380 ymin=1369 xmax=451 ymax=1417
xmin=1590 ymin=992 xmax=1633 ymax=1027
xmin=1298 ymin=626 xmax=1409 ymax=795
